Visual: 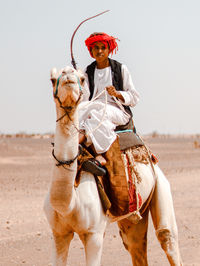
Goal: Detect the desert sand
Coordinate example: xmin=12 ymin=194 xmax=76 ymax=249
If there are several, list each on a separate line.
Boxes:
xmin=0 ymin=135 xmax=200 ymax=266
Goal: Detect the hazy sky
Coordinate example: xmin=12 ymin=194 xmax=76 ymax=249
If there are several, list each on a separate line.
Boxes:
xmin=0 ymin=0 xmax=199 ymax=134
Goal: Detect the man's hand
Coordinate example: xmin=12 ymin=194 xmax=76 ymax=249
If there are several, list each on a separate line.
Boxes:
xmin=106 ymin=86 xmax=118 ymax=97
xmin=106 ymin=86 xmax=124 ymax=102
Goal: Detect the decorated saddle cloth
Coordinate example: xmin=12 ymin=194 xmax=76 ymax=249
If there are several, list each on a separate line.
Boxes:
xmin=103 ymin=135 xmax=151 ymax=218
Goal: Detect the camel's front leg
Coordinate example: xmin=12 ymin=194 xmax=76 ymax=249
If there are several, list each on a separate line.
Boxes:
xmin=52 ymin=230 xmax=74 ymax=266
xmin=150 ymin=166 xmax=183 ymax=266
xmin=118 ymin=209 xmax=149 ymax=266
xmin=80 ymin=232 xmax=104 ymax=266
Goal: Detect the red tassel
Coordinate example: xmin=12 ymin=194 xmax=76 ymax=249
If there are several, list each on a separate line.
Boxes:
xmin=126 ymin=154 xmax=142 ymax=212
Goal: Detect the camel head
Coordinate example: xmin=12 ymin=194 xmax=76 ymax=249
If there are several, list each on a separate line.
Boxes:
xmin=50 ymin=66 xmax=85 ymax=110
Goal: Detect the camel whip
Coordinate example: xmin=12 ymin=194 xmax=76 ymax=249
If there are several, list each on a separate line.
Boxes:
xmin=70 ymin=10 xmax=110 ymax=69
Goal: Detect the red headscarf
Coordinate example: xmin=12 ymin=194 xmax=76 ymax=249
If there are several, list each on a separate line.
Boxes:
xmin=85 ymin=32 xmax=119 ymax=58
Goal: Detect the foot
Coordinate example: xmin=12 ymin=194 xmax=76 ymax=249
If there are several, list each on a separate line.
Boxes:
xmin=82 ymin=158 xmax=106 ymax=176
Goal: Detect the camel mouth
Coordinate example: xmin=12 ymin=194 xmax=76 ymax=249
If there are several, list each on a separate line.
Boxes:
xmin=62 ymin=80 xmax=76 ymax=86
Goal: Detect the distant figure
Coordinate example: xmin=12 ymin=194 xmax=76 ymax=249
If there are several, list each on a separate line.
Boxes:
xmin=194 ymin=140 xmax=200 ymax=148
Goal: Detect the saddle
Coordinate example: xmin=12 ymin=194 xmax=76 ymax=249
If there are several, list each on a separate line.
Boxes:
xmin=115 ymin=118 xmax=143 ymax=150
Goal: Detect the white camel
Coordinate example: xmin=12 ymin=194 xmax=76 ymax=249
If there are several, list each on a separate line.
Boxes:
xmin=44 ymin=66 xmax=182 ymax=266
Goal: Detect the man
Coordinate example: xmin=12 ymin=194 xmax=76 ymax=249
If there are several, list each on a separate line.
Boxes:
xmin=79 ymin=32 xmax=139 ymax=175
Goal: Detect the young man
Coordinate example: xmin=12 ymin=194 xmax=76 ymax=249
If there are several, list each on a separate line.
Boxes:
xmin=79 ymin=32 xmax=139 ymax=174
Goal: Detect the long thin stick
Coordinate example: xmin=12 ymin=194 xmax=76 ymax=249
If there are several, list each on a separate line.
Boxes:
xmin=70 ymin=10 xmax=110 ymax=69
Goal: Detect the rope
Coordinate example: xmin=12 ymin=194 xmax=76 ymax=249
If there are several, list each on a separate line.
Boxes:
xmin=52 ymin=149 xmax=79 ymax=168
xmin=87 ymin=89 xmax=108 ymax=136
xmin=78 ymin=89 xmax=130 ymax=137
xmin=78 ymin=88 xmax=107 ymax=109
xmin=112 ymin=96 xmax=131 ymax=119
xmin=78 ymin=89 xmax=108 ymax=137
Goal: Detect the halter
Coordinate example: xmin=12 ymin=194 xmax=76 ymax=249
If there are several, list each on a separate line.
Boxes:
xmin=52 ymin=73 xmax=83 ymax=168
xmin=53 ymin=73 xmax=83 ymax=123
xmin=54 ymin=73 xmax=83 ymax=98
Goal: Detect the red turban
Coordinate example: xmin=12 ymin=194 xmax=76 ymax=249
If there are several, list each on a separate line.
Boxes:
xmin=85 ymin=32 xmax=119 ymax=57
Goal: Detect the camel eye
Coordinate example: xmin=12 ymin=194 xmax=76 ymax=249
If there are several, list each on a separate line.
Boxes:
xmin=51 ymin=78 xmax=56 ymax=86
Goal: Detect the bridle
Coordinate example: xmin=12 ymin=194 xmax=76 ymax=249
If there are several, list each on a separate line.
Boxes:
xmin=52 ymin=73 xmax=83 ymax=168
xmin=53 ymin=73 xmax=83 ymax=123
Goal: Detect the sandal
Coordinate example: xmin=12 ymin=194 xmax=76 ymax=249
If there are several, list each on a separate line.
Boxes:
xmin=82 ymin=158 xmax=106 ymax=176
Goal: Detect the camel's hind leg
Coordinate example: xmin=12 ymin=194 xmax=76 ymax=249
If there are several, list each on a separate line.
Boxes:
xmin=80 ymin=232 xmax=104 ymax=266
xmin=118 ymin=209 xmax=149 ymax=266
xmin=150 ymin=166 xmax=183 ymax=265
xmin=51 ymin=230 xmax=74 ymax=266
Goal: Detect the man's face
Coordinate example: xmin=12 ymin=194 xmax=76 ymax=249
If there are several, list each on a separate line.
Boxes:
xmin=91 ymin=42 xmax=110 ymax=63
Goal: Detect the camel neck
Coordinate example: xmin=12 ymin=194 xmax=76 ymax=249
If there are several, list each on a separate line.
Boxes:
xmin=54 ymin=109 xmax=79 ymax=163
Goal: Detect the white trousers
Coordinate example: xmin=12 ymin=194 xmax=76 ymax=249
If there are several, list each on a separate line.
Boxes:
xmin=78 ymin=100 xmax=130 ymax=154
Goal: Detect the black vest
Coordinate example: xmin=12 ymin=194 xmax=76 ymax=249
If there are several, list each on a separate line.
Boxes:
xmin=85 ymin=58 xmax=133 ymax=119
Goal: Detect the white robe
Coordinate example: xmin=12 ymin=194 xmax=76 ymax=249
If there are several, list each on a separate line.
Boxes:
xmin=79 ymin=64 xmax=139 ymax=154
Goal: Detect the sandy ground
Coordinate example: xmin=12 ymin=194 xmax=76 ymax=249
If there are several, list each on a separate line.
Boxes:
xmin=0 ymin=135 xmax=200 ymax=266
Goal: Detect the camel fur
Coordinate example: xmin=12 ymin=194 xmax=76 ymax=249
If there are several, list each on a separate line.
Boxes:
xmin=44 ymin=66 xmax=183 ymax=266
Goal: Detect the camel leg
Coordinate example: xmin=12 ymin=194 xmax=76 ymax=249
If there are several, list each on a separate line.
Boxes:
xmin=80 ymin=232 xmax=104 ymax=266
xmin=118 ymin=209 xmax=149 ymax=266
xmin=150 ymin=166 xmax=183 ymax=265
xmin=51 ymin=230 xmax=74 ymax=266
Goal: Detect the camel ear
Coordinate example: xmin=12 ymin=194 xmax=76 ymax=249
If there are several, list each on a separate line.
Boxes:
xmin=77 ymin=69 xmax=85 ymax=85
xmin=50 ymin=68 xmax=57 ymax=87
